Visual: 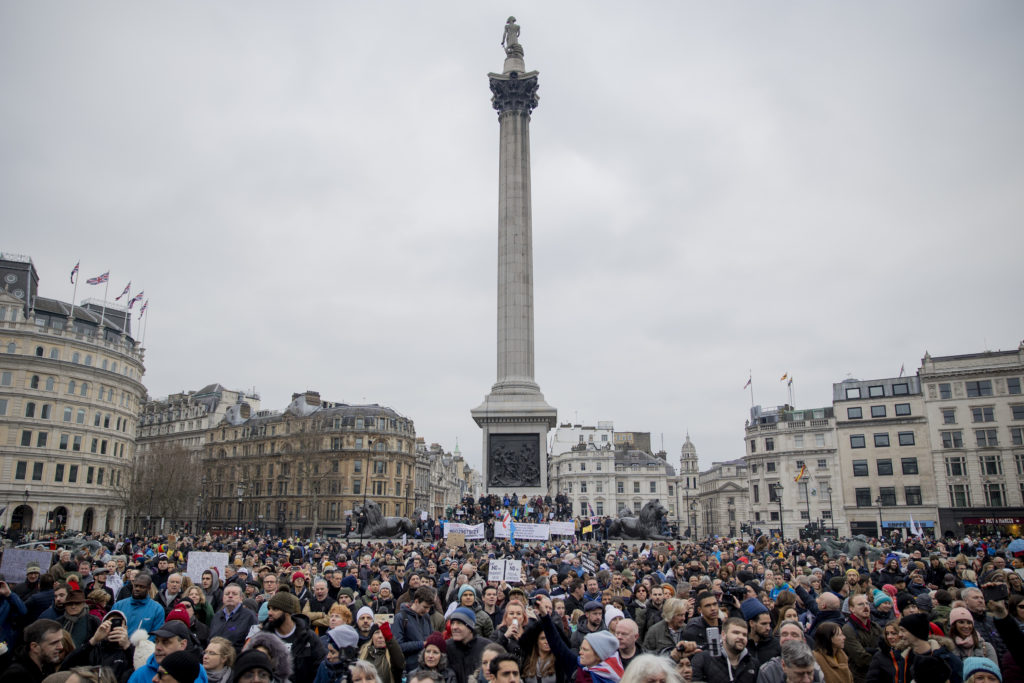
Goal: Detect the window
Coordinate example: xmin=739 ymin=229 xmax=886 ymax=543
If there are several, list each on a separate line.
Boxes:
xmin=877 ymin=459 xmax=893 ymax=476
xmin=25 ymin=402 xmax=35 ymax=418
xmin=869 ymin=385 xmax=884 ymax=398
xmin=796 ymin=459 xmax=805 ymax=470
xmin=36 ymin=432 xmax=47 ymax=447
xmin=874 ymin=433 xmax=890 ymax=447
xmin=579 ymin=462 xmax=586 ymax=471
xmin=32 ymin=462 xmax=43 ymax=480
xmin=852 ymin=460 xmax=869 ymax=476
xmin=965 ymin=380 xmax=992 ymax=397
xmin=850 ymin=435 xmax=866 ymax=449
xmin=21 ymin=430 xmax=32 ymax=446
xmin=354 ymin=437 xmax=363 ymax=449
xmin=941 ymin=430 xmax=963 ymax=448
xmin=353 ymin=480 xmax=361 ymax=495
xmin=55 ymin=464 xmax=65 ymax=482
xmin=40 ymin=404 xmax=50 ymax=419
xmin=939 ymin=383 xmax=952 ymax=399
xmin=633 ymin=481 xmax=640 ymax=493
xmin=373 ymin=461 xmax=386 ymax=474
xmin=898 ymin=431 xmax=916 ymax=446
xmin=595 ymin=502 xmax=604 ymax=515
xmin=90 ymin=439 xmax=97 ymax=453
xmin=15 ymin=461 xmax=26 ymax=479
xmin=901 ymin=457 xmax=919 ymax=474
xmin=905 ymin=486 xmax=922 ymax=505
xmin=0 ymin=398 xmax=6 ymax=415
xmin=72 ymin=436 xmax=81 ymax=451
xmin=984 ymin=483 xmax=1006 ymax=507
xmin=846 ymin=387 xmax=861 ymax=399
xmin=1013 ymin=428 xmax=1023 ymax=446
xmin=945 ymin=455 xmax=967 ymax=477
xmin=750 ymin=440 xmax=756 ymax=453
xmin=617 ymin=481 xmax=624 ymax=494
xmin=1016 ymin=453 xmax=1024 ymax=476
xmin=769 ymin=485 xmax=780 ymax=503
xmin=895 ymin=403 xmax=911 ymax=416
xmin=594 ymin=481 xmax=602 ymax=493
xmin=766 ymin=461 xmax=776 ymax=472
xmin=817 ymin=458 xmax=827 ymax=468
xmin=650 ymin=481 xmax=657 ymax=493
xmin=847 ymin=407 xmax=863 ymax=419
xmin=815 ymin=434 xmax=825 ymax=447
xmin=976 ymin=429 xmax=998 ymax=447
xmin=972 ymin=407 xmax=995 ymax=423
xmin=942 ymin=409 xmax=956 ymax=424
xmin=68 ymin=465 xmax=78 ymax=483
xmin=879 ymin=487 xmax=897 ymax=506
xmin=980 ymin=454 xmax=1003 ymax=476
xmin=1 ymin=371 xmax=11 ymax=386
xmin=892 ymin=383 xmax=909 ymax=396
xmin=45 ymin=377 xmax=54 ymax=391
xmin=855 ymin=488 xmax=872 ymax=507
xmin=59 ymin=434 xmax=69 ymax=450
xmin=579 ymin=482 xmax=587 ymax=494
xmin=765 ymin=437 xmax=775 ymax=451
xmin=794 ymin=434 xmax=804 ymax=448
xmin=770 ymin=511 xmax=780 ymax=521
xmin=753 ymin=484 xmax=760 ymax=503
xmin=871 ymin=405 xmax=886 ymax=418
xmin=1009 ymin=378 xmax=1022 ymax=395
xmin=1012 ymin=406 xmax=1024 ymax=420
xmin=800 ymin=511 xmax=810 ymax=520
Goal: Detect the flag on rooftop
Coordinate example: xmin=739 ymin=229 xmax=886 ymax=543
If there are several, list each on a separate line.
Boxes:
xmin=70 ymin=261 xmax=79 ymax=284
xmin=129 ymin=292 xmax=144 ymax=308
xmin=780 ymin=372 xmax=788 ymax=382
xmin=115 ymin=282 xmax=131 ymax=301
xmin=86 ymin=272 xmax=109 ymax=285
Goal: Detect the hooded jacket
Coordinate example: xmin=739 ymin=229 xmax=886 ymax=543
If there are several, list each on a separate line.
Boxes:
xmin=111 ymin=595 xmax=165 ymax=635
xmin=265 ymin=612 xmax=326 ymax=682
xmin=394 ymin=601 xmax=435 ymax=671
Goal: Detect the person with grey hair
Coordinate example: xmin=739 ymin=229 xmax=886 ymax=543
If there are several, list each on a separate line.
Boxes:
xmin=644 ymin=597 xmax=694 ymax=653
xmin=618 ymin=653 xmax=682 ymax=683
xmin=752 ymin=620 xmax=825 ymax=683
xmin=780 ymin=640 xmax=817 ymax=683
xmin=962 ymin=587 xmax=1007 ymax=660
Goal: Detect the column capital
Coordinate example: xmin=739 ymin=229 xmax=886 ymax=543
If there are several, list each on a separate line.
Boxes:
xmin=488 ymin=71 xmax=539 ymax=115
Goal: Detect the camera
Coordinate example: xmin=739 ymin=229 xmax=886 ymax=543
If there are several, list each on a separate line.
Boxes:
xmin=724 ymin=586 xmax=747 ymax=602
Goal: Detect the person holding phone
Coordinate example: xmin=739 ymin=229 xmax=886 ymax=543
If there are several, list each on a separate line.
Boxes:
xmin=60 ymin=609 xmax=136 ymax=682
xmin=963 ymin=588 xmax=1007 ymax=661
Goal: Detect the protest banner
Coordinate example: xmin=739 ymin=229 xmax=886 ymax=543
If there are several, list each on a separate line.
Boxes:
xmin=0 ymin=549 xmax=52 ymax=584
xmin=444 ymin=522 xmax=485 ymax=540
xmin=493 ymin=522 xmax=549 ymax=540
xmin=185 ymin=551 xmax=229 ymax=584
xmin=549 ymin=521 xmax=576 ymax=537
xmin=448 ymin=532 xmax=466 ymax=547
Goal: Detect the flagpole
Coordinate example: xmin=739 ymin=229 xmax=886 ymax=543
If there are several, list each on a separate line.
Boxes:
xmin=748 ymin=370 xmax=754 ymax=407
xmin=99 ymin=274 xmax=110 ymax=334
xmin=789 ymin=379 xmax=796 ymax=407
xmin=142 ymin=304 xmax=149 ymax=346
xmin=70 ymin=266 xmax=79 ymax=319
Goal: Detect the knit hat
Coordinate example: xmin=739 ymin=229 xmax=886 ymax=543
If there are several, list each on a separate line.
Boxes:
xmin=584 ymin=631 xmax=620 ymax=661
xmin=962 ymin=656 xmax=1002 ymax=682
xmin=913 ymin=655 xmax=951 ymax=682
xmin=356 ymin=606 xmax=375 ymax=621
xmin=845 ymin=569 xmax=860 ymax=577
xmin=234 ymin=650 xmax=275 ymax=679
xmin=25 ymin=562 xmax=41 ymax=574
xmin=450 ymin=606 xmax=476 ymax=627
xmin=160 ymin=651 xmax=201 ymax=683
xmin=267 ymin=591 xmax=301 ymax=615
xmin=166 ymin=604 xmax=191 ymax=627
xmin=914 ymin=594 xmax=933 ymax=613
xmin=949 ymin=607 xmax=973 ymax=625
xmin=604 ymin=606 xmax=625 ymax=628
xmin=328 ymin=625 xmax=359 ymax=650
xmin=740 ymin=597 xmax=769 ymax=621
xmin=292 ymin=571 xmax=306 ymax=582
xmin=584 ymin=600 xmax=604 ymax=612
xmin=873 ymin=593 xmax=893 ymax=608
xmin=458 ymin=584 xmax=477 ymax=600
xmin=899 ymin=613 xmax=931 ymax=641
xmin=424 ymin=632 xmax=447 ymax=654
xmin=896 ymin=595 xmax=917 ymax=613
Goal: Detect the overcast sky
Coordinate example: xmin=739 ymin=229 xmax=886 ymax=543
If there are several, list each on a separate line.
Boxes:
xmin=2 ymin=3 xmax=1022 ymax=473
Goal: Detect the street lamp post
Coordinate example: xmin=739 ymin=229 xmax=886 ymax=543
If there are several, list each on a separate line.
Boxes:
xmin=875 ymin=495 xmax=884 ymax=540
xmin=23 ymin=489 xmax=29 ymax=532
xmin=803 ymin=482 xmax=812 ymax=538
xmin=774 ymin=483 xmax=784 ymax=541
xmin=826 ymin=486 xmax=835 ymax=535
xmin=690 ymin=502 xmax=698 ymax=539
xmin=148 ymin=485 xmax=155 ymax=536
xmin=684 ymin=486 xmax=691 ymax=538
xmin=236 ymin=482 xmax=245 ymax=535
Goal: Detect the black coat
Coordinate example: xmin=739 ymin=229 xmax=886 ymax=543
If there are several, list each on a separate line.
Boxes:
xmin=445 ymin=635 xmax=493 ymax=683
xmin=274 ymin=613 xmax=327 ymax=683
xmin=63 ymin=639 xmax=136 ymax=683
xmin=691 ymin=650 xmax=759 ymax=683
xmin=209 ymin=604 xmax=259 ymax=652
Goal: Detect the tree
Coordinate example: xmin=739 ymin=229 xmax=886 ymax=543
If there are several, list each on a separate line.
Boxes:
xmin=290 ymin=416 xmax=333 ymax=539
xmin=116 ymin=444 xmax=203 ymax=534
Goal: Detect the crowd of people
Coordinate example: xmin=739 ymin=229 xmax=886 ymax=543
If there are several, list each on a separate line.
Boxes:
xmin=0 ymin=524 xmax=1021 ymax=683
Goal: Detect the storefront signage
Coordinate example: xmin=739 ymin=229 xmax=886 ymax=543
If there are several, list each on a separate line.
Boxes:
xmin=964 ymin=517 xmax=1023 ymax=525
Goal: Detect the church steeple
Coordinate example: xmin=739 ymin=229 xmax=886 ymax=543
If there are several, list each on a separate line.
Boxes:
xmin=679 ymin=432 xmax=699 ymax=490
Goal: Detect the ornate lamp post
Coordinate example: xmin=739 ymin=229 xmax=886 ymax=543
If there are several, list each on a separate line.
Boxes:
xmin=236 ymin=482 xmax=245 ymax=534
xmin=774 ymin=483 xmax=784 ymax=541
xmin=827 ymin=486 xmax=835 ymax=535
xmin=875 ymin=495 xmax=884 ymax=540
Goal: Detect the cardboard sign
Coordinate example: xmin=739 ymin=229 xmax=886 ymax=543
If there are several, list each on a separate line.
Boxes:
xmin=375 ymin=613 xmax=394 ymax=624
xmin=445 ymin=522 xmax=485 ymax=540
xmin=449 ymin=532 xmax=466 ymax=547
xmin=185 ymin=551 xmax=230 ymax=585
xmin=488 ymin=560 xmax=506 ymax=582
xmin=0 ymin=549 xmax=53 ymax=584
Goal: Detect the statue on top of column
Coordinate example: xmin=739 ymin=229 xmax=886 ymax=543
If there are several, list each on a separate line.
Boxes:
xmin=502 ymin=17 xmax=523 ymax=58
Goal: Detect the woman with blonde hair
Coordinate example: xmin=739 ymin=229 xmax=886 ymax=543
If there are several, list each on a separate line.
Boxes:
xmin=185 ymin=584 xmax=213 ymax=625
xmin=359 ymin=622 xmax=406 ymax=683
xmin=203 ymin=636 xmax=236 ymax=683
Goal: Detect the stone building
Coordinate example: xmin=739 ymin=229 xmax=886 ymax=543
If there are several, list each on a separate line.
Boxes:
xmin=833 ymin=376 xmax=938 ymax=538
xmin=673 ymin=434 xmax=701 ymax=537
xmin=201 ymin=391 xmax=416 ymax=537
xmin=0 ymin=253 xmax=146 ymax=534
xmin=548 ymin=422 xmax=676 ymax=520
xmin=693 ymin=458 xmax=749 ymax=539
xmin=920 ymin=345 xmax=1024 ymax=536
xmin=136 ymin=384 xmax=260 ymax=532
xmin=744 ymin=404 xmax=839 ymax=540
xmin=421 ymin=440 xmax=476 ymax=519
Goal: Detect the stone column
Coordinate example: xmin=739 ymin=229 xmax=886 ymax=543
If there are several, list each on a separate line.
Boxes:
xmin=472 ymin=26 xmax=556 ymax=499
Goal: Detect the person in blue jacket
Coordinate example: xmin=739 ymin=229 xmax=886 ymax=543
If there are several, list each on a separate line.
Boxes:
xmin=111 ymin=573 xmax=165 ymax=635
xmin=128 ymin=620 xmax=209 ymax=683
xmin=0 ymin=574 xmax=28 ymax=649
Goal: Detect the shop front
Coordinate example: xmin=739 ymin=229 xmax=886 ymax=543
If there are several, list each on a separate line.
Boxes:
xmin=939 ymin=509 xmax=1024 ymax=538
xmin=881 ymin=519 xmax=935 ymax=539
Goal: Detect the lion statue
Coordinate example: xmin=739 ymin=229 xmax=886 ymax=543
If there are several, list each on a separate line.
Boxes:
xmin=354 ymin=499 xmax=416 ymax=538
xmin=607 ymin=500 xmax=671 ymax=540
xmin=820 ymin=534 xmax=885 ymax=563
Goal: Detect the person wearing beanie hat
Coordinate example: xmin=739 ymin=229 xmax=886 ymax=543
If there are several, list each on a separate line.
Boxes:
xmin=157 ymin=650 xmax=201 ymax=683
xmin=446 ymin=604 xmax=491 ymax=683
xmin=418 ymin=631 xmax=456 ymax=683
xmin=233 ymin=649 xmax=275 ymax=681
xmin=604 ymin=605 xmax=625 ymax=630
xmin=356 ymin=605 xmax=376 ymax=642
xmin=741 ymin=597 xmax=779 ymax=663
xmin=900 ymin=612 xmax=932 ymax=642
xmin=949 ymin=607 xmax=998 ymax=664
xmin=870 ymin=592 xmax=895 ymax=627
xmin=262 ymin=588 xmax=327 ymax=682
xmin=962 ymin=655 xmax=1002 ymax=682
xmin=582 ymin=630 xmax=620 ymax=665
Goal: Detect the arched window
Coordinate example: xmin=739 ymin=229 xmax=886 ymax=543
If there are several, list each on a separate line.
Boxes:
xmin=111 ymin=362 xmax=117 ymax=373
xmin=68 ymin=380 xmax=77 ymax=394
xmin=80 ymin=383 xmax=88 ymax=397
xmin=35 ymin=346 xmax=44 ymax=357
xmin=72 ymin=352 xmax=80 ymax=363
xmin=5 ymin=342 xmax=14 ymax=353
xmin=45 ymin=377 xmax=55 ymax=391
xmin=49 ymin=349 xmax=59 ymax=360
xmin=30 ymin=375 xmax=40 ymax=389
xmin=25 ymin=402 xmax=35 ymax=418
xmin=76 ymin=409 xmax=85 ymax=424
xmin=84 ymin=354 xmax=92 ymax=366
xmin=63 ymin=407 xmax=72 ymax=422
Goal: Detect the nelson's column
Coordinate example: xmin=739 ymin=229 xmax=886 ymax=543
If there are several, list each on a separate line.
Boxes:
xmin=472 ymin=17 xmax=557 ymax=499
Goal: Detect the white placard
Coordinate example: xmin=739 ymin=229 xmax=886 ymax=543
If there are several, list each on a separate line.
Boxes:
xmin=445 ymin=522 xmax=485 ymax=540
xmin=421 ymin=511 xmax=428 ymax=522
xmin=488 ymin=560 xmax=506 ymax=582
xmin=493 ymin=521 xmax=549 ymax=540
xmin=0 ymin=549 xmax=53 ymax=584
xmin=503 ymin=560 xmax=523 ymax=583
xmin=549 ymin=521 xmax=576 ymax=537
xmin=185 ymin=551 xmax=230 ymax=585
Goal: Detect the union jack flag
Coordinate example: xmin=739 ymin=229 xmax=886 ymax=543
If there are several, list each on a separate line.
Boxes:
xmin=86 ymin=272 xmax=109 ymax=285
xmin=70 ymin=261 xmax=79 ymax=284
xmin=128 ymin=292 xmax=144 ymax=308
xmin=115 ymin=282 xmax=131 ymax=300
xmin=139 ymin=300 xmax=148 ymax=317
xmin=587 ymin=654 xmax=624 ymax=683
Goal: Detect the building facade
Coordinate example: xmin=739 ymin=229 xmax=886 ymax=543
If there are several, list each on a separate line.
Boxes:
xmin=674 ymin=434 xmax=700 ymax=537
xmin=136 ymin=384 xmax=260 ymax=533
xmin=201 ymin=391 xmax=417 ymax=537
xmin=548 ymin=422 xmax=676 ymax=520
xmin=744 ymin=404 xmax=840 ymax=540
xmin=422 ymin=441 xmax=477 ymax=519
xmin=693 ymin=458 xmax=749 ymax=539
xmin=920 ymin=346 xmax=1024 ymax=537
xmin=833 ymin=376 xmax=939 ymax=538
xmin=0 ymin=253 xmax=146 ymax=535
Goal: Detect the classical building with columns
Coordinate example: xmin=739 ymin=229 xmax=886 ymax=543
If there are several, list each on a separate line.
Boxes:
xmin=693 ymin=458 xmax=749 ymax=539
xmin=0 ymin=253 xmax=146 ymax=535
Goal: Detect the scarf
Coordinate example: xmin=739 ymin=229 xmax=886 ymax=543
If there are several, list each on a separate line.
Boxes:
xmin=954 ymin=634 xmax=975 ymax=649
xmin=849 ymin=613 xmax=871 ymax=632
xmin=583 ymin=653 xmax=624 ymax=683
